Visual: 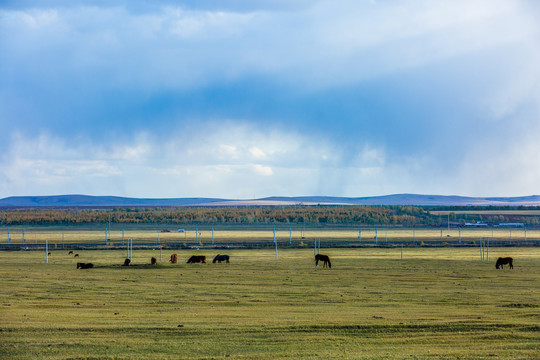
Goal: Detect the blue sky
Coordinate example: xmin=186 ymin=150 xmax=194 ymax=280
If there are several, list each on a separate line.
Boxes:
xmin=1 ymin=0 xmax=539 ymax=198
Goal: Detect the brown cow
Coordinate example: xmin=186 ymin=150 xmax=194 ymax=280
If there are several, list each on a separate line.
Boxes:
xmin=187 ymin=255 xmax=206 ymax=264
xmin=151 ymin=257 xmax=157 ymax=265
xmin=77 ymin=262 xmax=94 ymax=269
xmin=122 ymin=258 xmax=131 ymax=266
xmin=170 ymin=254 xmax=178 ymax=264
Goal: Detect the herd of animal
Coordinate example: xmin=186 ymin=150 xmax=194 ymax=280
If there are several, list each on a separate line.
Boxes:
xmin=71 ymin=253 xmax=233 ymax=269
xmin=168 ymin=254 xmax=230 ymax=264
xmin=61 ymin=250 xmax=514 ymax=271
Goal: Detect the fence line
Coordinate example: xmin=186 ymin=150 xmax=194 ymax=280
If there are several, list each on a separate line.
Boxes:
xmin=1 ymin=239 xmax=539 ymax=251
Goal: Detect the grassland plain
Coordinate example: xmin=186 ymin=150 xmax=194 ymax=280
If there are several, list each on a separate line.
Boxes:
xmin=0 ymin=248 xmax=539 ymax=359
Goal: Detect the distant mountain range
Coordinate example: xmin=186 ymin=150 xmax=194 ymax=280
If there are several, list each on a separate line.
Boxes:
xmin=1 ymin=194 xmax=540 ymax=207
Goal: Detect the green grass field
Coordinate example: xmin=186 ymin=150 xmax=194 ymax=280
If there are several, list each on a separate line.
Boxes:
xmin=1 ymin=247 xmax=539 ymax=359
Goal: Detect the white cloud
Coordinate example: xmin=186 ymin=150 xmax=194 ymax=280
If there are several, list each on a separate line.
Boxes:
xmin=0 ymin=123 xmax=407 ymax=198
xmin=2 ymin=117 xmax=540 ymax=198
xmin=455 ymin=123 xmax=540 ymax=196
xmin=3 ymin=0 xmax=537 ymax=91
xmin=252 ymin=164 xmax=273 ymax=176
xmin=249 ymin=147 xmax=266 ymax=159
xmin=2 ymin=1 xmax=540 ymax=198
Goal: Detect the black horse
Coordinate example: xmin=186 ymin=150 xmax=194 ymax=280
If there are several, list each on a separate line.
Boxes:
xmin=77 ymin=262 xmax=94 ymax=269
xmin=315 ymin=254 xmax=331 ymax=268
xmin=213 ymin=254 xmax=230 ymax=263
xmin=187 ymin=255 xmax=206 ymax=264
xmin=496 ymin=257 xmax=513 ymax=269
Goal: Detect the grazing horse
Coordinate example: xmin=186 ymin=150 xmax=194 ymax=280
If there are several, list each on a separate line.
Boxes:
xmin=496 ymin=257 xmax=513 ymax=269
xmin=187 ymin=255 xmax=206 ymax=264
xmin=77 ymin=262 xmax=94 ymax=269
xmin=151 ymin=257 xmax=157 ymax=265
xmin=170 ymin=254 xmax=178 ymax=264
xmin=315 ymin=254 xmax=331 ymax=268
xmin=213 ymin=254 xmax=230 ymax=263
xmin=122 ymin=258 xmax=131 ymax=266
xmin=74 ymin=254 xmax=79 ymax=258
xmin=68 ymin=251 xmax=73 ymax=255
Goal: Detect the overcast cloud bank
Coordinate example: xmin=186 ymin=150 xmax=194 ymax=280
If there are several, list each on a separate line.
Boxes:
xmin=1 ymin=0 xmax=539 ymax=198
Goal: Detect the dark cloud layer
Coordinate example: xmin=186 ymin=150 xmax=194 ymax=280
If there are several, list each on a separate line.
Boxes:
xmin=1 ymin=1 xmax=539 ymax=197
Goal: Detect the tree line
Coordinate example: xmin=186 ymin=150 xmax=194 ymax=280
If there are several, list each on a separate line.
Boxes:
xmin=0 ymin=206 xmax=539 ymax=226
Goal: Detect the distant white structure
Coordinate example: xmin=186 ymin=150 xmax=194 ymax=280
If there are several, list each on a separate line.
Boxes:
xmin=497 ymin=223 xmax=524 ymax=227
xmin=464 ymin=222 xmax=488 ymax=227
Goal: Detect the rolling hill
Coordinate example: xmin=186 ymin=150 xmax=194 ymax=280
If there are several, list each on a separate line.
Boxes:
xmin=1 ymin=194 xmax=540 ymax=207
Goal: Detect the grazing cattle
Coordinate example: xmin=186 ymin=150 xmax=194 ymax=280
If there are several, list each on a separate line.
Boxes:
xmin=496 ymin=257 xmax=513 ymax=269
xmin=74 ymin=254 xmax=79 ymax=258
xmin=213 ymin=254 xmax=230 ymax=263
xmin=151 ymin=257 xmax=157 ymax=265
xmin=122 ymin=258 xmax=131 ymax=266
xmin=315 ymin=254 xmax=331 ymax=268
xmin=68 ymin=251 xmax=73 ymax=255
xmin=170 ymin=254 xmax=178 ymax=264
xmin=187 ymin=255 xmax=206 ymax=264
xmin=47 ymin=252 xmax=51 ymax=256
xmin=76 ymin=262 xmax=94 ymax=269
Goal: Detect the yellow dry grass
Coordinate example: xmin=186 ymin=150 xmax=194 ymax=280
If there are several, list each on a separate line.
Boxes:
xmin=1 ymin=226 xmax=535 ymax=245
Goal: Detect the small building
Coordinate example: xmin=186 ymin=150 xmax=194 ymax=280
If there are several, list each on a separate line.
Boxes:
xmin=497 ymin=223 xmax=524 ymax=227
xmin=464 ymin=222 xmax=488 ymax=227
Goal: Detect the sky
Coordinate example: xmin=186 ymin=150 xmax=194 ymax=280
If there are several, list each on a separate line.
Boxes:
xmin=1 ymin=0 xmax=540 ymax=199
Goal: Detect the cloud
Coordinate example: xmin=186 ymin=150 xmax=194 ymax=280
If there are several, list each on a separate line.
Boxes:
xmin=2 ymin=0 xmax=536 ymax=91
xmin=2 ymin=116 xmax=540 ymax=198
xmin=0 ymin=123 xmax=410 ymax=197
xmin=1 ymin=1 xmax=540 ymax=197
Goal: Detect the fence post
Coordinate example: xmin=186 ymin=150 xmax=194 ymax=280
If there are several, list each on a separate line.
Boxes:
xmin=289 ymin=228 xmax=292 ymax=245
